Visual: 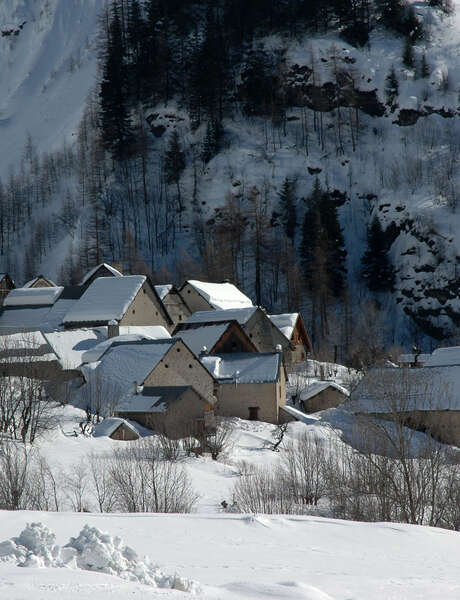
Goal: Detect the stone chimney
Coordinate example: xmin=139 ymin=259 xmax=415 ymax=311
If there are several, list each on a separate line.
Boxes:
xmin=133 ymin=380 xmax=138 ymax=395
xmin=108 ymin=319 xmax=119 ymax=339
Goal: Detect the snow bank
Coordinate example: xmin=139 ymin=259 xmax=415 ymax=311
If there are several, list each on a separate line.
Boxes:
xmin=0 ymin=523 xmax=200 ymax=593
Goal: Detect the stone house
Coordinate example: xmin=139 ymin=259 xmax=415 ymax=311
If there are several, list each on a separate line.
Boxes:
xmin=0 ymin=286 xmax=67 ymax=334
xmin=178 ymin=280 xmax=253 ymax=312
xmin=298 ymin=380 xmax=349 ymax=413
xmin=184 ymin=307 xmax=295 ymax=365
xmin=200 ymin=351 xmax=287 ymax=424
xmin=173 ymin=320 xmax=258 ymax=356
xmin=268 ymin=313 xmax=313 ymax=363
xmin=155 ymin=284 xmax=191 ymax=327
xmin=0 ymin=273 xmax=15 ymax=306
xmin=62 ymin=275 xmax=172 ymax=330
xmin=346 ymin=365 xmax=460 ymax=448
xmin=116 ymin=385 xmax=214 ymax=438
xmin=80 ymin=263 xmax=123 ymax=289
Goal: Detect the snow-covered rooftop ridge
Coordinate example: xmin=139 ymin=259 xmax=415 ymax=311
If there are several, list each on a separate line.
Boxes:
xmin=300 ymin=380 xmax=350 ymax=402
xmin=62 ymin=276 xmax=146 ymax=324
xmin=80 ymin=263 xmax=123 ymax=285
xmin=175 ymin=323 xmax=229 ymax=355
xmin=424 ymin=346 xmax=460 ymax=367
xmin=93 ymin=417 xmax=139 ymax=438
xmin=268 ymin=313 xmax=298 ymax=340
xmin=154 ymin=284 xmax=173 ymax=300
xmin=346 ymin=366 xmax=460 ymax=412
xmin=185 ymin=306 xmax=257 ymax=325
xmin=3 ymin=286 xmax=64 ymax=307
xmin=81 ymin=332 xmax=168 ymax=364
xmin=186 ymin=280 xmax=253 ymax=310
xmin=23 ymin=276 xmax=56 ymax=288
xmin=200 ymin=352 xmax=281 ymax=383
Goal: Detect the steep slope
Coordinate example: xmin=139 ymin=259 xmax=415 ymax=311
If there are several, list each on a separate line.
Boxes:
xmin=0 ymin=0 xmax=104 ymax=178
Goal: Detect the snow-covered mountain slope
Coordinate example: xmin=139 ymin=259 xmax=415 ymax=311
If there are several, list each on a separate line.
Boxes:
xmin=0 ymin=0 xmax=104 ymax=178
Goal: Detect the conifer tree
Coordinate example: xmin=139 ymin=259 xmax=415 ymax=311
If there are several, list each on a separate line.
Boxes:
xmin=99 ymin=2 xmax=133 ymax=161
xmin=361 ymin=216 xmax=396 ymax=292
xmin=421 ymin=52 xmax=430 ymax=78
xmin=402 ymin=37 xmax=415 ymax=69
xmin=278 ymin=177 xmax=297 ymax=240
xmin=385 ymin=66 xmax=399 ymax=110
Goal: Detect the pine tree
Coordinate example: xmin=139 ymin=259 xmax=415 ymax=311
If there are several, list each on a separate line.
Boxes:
xmin=402 ymin=37 xmax=414 ymax=69
xmin=277 ymin=177 xmax=297 ymax=240
xmin=361 ymin=216 xmax=396 ymax=292
xmin=99 ymin=2 xmax=133 ymax=161
xmin=201 ymin=120 xmax=223 ymax=163
xmin=385 ymin=66 xmax=399 ymax=110
xmin=421 ymin=52 xmax=430 ymax=78
xmin=164 ymin=131 xmax=185 ymax=185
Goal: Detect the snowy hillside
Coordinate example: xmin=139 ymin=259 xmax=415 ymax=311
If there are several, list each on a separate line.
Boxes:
xmin=0 ymin=0 xmax=104 ymax=177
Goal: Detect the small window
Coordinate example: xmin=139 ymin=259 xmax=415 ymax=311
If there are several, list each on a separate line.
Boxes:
xmin=176 ymin=348 xmax=180 ymax=352
xmin=132 ymin=309 xmax=135 ymax=314
xmin=187 ymin=289 xmax=191 ymax=294
xmin=248 ymin=407 xmax=259 ymax=421
xmin=165 ymin=364 xmax=169 ymax=368
xmin=155 ymin=311 xmax=158 ymax=316
xmin=179 ymin=315 xmax=182 ymax=320
xmin=143 ymin=289 xmax=146 ymax=293
xmin=188 ymin=364 xmax=193 ymax=369
xmin=249 ymin=333 xmax=253 ymax=338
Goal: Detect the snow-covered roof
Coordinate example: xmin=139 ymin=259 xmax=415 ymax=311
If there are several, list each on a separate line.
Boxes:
xmin=186 ymin=280 xmax=253 ymax=310
xmin=268 ymin=313 xmax=298 ymax=340
xmin=185 ymin=306 xmax=258 ymax=326
xmin=93 ymin=417 xmax=139 ymax=438
xmin=0 ymin=331 xmax=57 ymax=362
xmin=175 ymin=323 xmax=230 ymax=356
xmin=81 ymin=333 xmax=169 ymax=364
xmin=44 ymin=329 xmax=104 ymax=369
xmin=22 ymin=276 xmax=57 ymax=288
xmin=300 ymin=381 xmax=349 ymax=402
xmin=424 ymin=347 xmax=460 ymax=367
xmin=81 ymin=339 xmax=176 ymax=397
xmin=80 ymin=263 xmax=123 ymax=285
xmin=62 ymin=276 xmax=146 ymax=324
xmin=280 ymin=405 xmax=313 ymax=424
xmin=200 ymin=352 xmax=282 ymax=384
xmin=119 ymin=325 xmax=171 ymax=338
xmin=346 ymin=366 xmax=460 ymax=412
xmin=154 ymin=284 xmax=173 ymax=300
xmin=4 ymin=286 xmax=63 ymax=307
xmin=398 ymin=353 xmax=431 ymax=365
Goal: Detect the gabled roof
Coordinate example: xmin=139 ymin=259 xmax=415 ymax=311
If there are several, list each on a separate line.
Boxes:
xmin=174 ymin=320 xmax=257 ymax=356
xmin=62 ymin=275 xmax=146 ymax=325
xmin=185 ymin=306 xmax=258 ymax=326
xmin=93 ymin=417 xmax=139 ymax=438
xmin=269 ymin=312 xmax=313 ymax=353
xmin=81 ymin=329 xmax=171 ymax=364
xmin=80 ymin=263 xmax=123 ymax=286
xmin=0 ymin=273 xmax=15 ymax=287
xmin=200 ymin=352 xmax=282 ymax=384
xmin=299 ymin=381 xmax=349 ymax=402
xmin=154 ymin=284 xmax=173 ymax=300
xmin=22 ymin=275 xmax=57 ymax=288
xmin=4 ymin=286 xmax=64 ymax=307
xmin=182 ymin=280 xmax=253 ymax=310
xmin=44 ymin=329 xmax=105 ymax=369
xmin=80 ymin=338 xmax=177 ymax=396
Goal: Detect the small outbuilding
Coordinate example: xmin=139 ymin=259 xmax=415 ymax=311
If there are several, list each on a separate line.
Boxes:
xmin=93 ymin=417 xmax=139 ymax=441
xmin=298 ymin=380 xmax=349 ymax=413
xmin=178 ymin=280 xmax=253 ymax=312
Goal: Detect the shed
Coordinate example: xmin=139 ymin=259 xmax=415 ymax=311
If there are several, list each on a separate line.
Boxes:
xmin=298 ymin=380 xmax=349 ymax=413
xmin=93 ymin=417 xmax=139 ymax=441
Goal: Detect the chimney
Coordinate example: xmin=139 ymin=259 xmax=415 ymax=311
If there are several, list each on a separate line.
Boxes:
xmin=108 ymin=319 xmax=120 ymax=339
xmin=275 ymin=344 xmax=283 ymax=353
xmin=199 ymin=345 xmax=208 ymax=357
xmin=133 ymin=380 xmax=138 ymax=395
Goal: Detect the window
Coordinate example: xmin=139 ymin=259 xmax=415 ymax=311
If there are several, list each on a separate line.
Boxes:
xmin=177 ymin=348 xmax=180 ymax=352
xmin=188 ymin=364 xmax=193 ymax=369
xmin=132 ymin=309 xmax=135 ymax=314
xmin=248 ymin=407 xmax=259 ymax=421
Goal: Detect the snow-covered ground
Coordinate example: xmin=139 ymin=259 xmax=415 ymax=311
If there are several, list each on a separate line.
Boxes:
xmin=1 ymin=509 xmax=460 ymax=599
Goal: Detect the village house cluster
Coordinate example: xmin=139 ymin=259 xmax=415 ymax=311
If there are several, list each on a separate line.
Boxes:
xmin=0 ymin=265 xmax=314 ymax=438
